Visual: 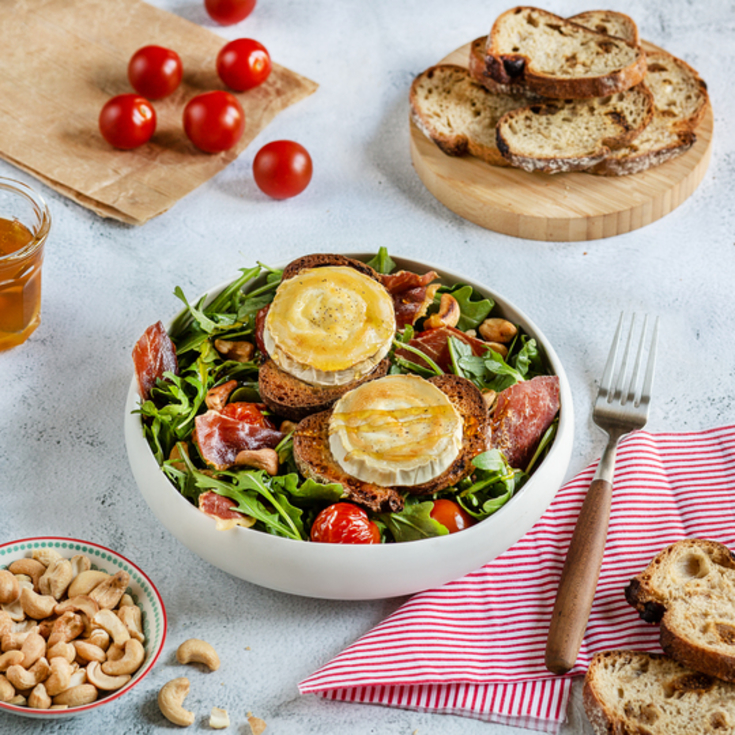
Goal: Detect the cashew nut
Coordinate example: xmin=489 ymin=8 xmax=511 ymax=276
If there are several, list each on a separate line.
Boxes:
xmin=86 ymin=660 xmax=130 ymax=691
xmin=424 ymin=293 xmax=461 ymax=329
xmin=20 ymin=631 xmax=46 ymax=668
xmin=205 ymin=379 xmax=238 ymax=411
xmin=72 ymin=640 xmax=106 ymax=664
xmin=2 ymin=622 xmax=39 ymax=652
xmin=105 ymin=642 xmax=125 ymax=662
xmin=0 ymin=650 xmax=24 ymax=672
xmin=93 ymin=609 xmax=130 ymax=647
xmin=31 ymin=549 xmax=62 ymax=568
xmin=39 ymin=558 xmax=73 ymax=600
xmin=117 ymin=604 xmax=145 ymax=642
xmin=0 ymin=570 xmax=20 ymax=605
xmin=481 ymin=389 xmax=497 ymax=410
xmin=101 ymin=638 xmax=145 ymax=676
xmin=8 ymin=559 xmax=45 ymax=592
xmin=210 ymin=706 xmax=230 ymax=729
xmin=67 ymin=570 xmax=110 ymax=598
xmin=47 ymin=612 xmax=84 ymax=647
xmin=176 ymin=639 xmax=220 ymax=671
xmin=45 ymin=656 xmax=73 ymax=697
xmin=20 ymin=587 xmax=57 ymax=620
xmin=478 ymin=317 xmax=517 ymax=344
xmin=158 ymin=677 xmax=195 ymax=727
xmin=234 ymin=448 xmax=279 ymax=476
xmin=85 ymin=628 xmax=110 ymax=651
xmin=214 ymin=339 xmax=255 ymax=363
xmin=6 ymin=657 xmax=51 ymax=690
xmin=0 ymin=674 xmax=14 ymax=703
xmin=119 ymin=594 xmax=134 ymax=607
xmin=2 ymin=579 xmax=33 ymax=621
xmin=89 ymin=571 xmax=130 ymax=610
xmin=47 ymin=641 xmax=76 ymax=664
xmin=28 ymin=682 xmax=51 ymax=710
xmin=69 ymin=554 xmax=92 ymax=579
xmin=0 ymin=611 xmax=12 ymax=637
xmin=485 ymin=341 xmax=509 ymax=358
xmin=54 ymin=594 xmax=100 ymax=620
xmin=7 ymin=694 xmax=26 ymax=706
xmin=68 ymin=666 xmax=87 ymax=688
xmin=279 ymin=420 xmax=298 ymax=434
xmin=52 ymin=683 xmax=98 ymax=707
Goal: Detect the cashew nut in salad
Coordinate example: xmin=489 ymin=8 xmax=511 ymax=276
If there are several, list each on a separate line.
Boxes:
xmin=158 ymin=677 xmax=195 ymax=727
xmin=214 ymin=338 xmax=255 ymax=363
xmin=0 ymin=570 xmax=20 ymax=605
xmin=176 ymin=639 xmax=220 ymax=671
xmin=481 ymin=389 xmax=497 ymax=410
xmin=205 ymin=379 xmax=238 ymax=411
xmin=478 ymin=317 xmax=518 ymax=344
xmin=101 ymin=638 xmax=145 ymax=676
xmin=234 ymin=447 xmax=279 ymax=476
xmin=424 ymin=293 xmax=461 ymax=329
xmin=483 ymin=340 xmax=509 ymax=358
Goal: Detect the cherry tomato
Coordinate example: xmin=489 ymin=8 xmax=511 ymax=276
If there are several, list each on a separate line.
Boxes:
xmin=221 ymin=402 xmax=275 ymax=428
xmin=310 ymin=503 xmax=381 ymax=544
xmin=430 ymin=499 xmax=476 ymax=534
xmin=252 ymin=140 xmax=313 ymax=199
xmin=183 ymin=91 xmax=245 ymax=153
xmin=217 ymin=39 xmax=272 ymax=91
xmin=128 ymin=45 xmax=183 ymax=100
xmin=98 ymin=94 xmax=156 ymax=150
xmin=205 ymin=0 xmax=256 ymax=25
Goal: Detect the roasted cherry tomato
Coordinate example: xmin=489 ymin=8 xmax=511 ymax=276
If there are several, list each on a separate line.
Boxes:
xmin=183 ymin=91 xmax=245 ymax=153
xmin=430 ymin=499 xmax=476 ymax=534
xmin=217 ymin=38 xmax=272 ymax=91
xmin=128 ymin=45 xmax=183 ymax=100
xmin=204 ymin=0 xmax=256 ymax=25
xmin=98 ymin=94 xmax=156 ymax=150
xmin=310 ymin=503 xmax=381 ymax=544
xmin=220 ymin=402 xmax=275 ymax=428
xmin=252 ymin=140 xmax=313 ymax=199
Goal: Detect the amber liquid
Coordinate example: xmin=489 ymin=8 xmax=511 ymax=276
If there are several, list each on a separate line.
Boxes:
xmin=0 ymin=217 xmax=43 ymax=350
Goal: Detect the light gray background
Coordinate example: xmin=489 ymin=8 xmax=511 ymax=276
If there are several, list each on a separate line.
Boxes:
xmin=1 ymin=0 xmax=732 ymax=732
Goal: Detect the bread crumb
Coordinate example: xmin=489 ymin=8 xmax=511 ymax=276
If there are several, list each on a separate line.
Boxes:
xmin=247 ymin=713 xmax=267 ymax=734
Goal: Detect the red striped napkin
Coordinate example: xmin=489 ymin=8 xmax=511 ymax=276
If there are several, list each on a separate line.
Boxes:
xmin=299 ymin=426 xmax=735 ymax=733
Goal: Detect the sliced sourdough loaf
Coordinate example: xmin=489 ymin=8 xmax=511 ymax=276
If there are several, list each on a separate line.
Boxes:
xmin=495 ymin=84 xmax=654 ymax=173
xmin=485 ymin=6 xmax=647 ymax=99
xmin=591 ymin=50 xmax=709 ymax=175
xmin=584 ymin=650 xmax=735 ymax=735
xmin=409 ymin=64 xmax=533 ymax=165
xmin=625 ymin=539 xmax=735 ymax=683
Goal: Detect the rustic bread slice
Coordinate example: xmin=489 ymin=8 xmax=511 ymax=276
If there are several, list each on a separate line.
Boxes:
xmin=591 ymin=50 xmax=709 ymax=175
xmin=470 ymin=12 xmax=637 ymax=95
xmin=584 ymin=650 xmax=735 ymax=735
xmin=496 ymin=84 xmax=654 ymax=173
xmin=293 ymin=374 xmax=489 ymax=512
xmin=409 ymin=64 xmax=533 ymax=166
xmin=258 ymin=253 xmax=390 ymax=421
xmin=485 ymin=6 xmax=647 ymax=99
xmin=625 ymin=539 xmax=735 ymax=682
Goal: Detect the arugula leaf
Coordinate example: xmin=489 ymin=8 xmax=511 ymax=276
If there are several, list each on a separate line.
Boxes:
xmin=456 ymin=449 xmax=526 ymax=520
xmin=271 ymin=473 xmax=345 ymax=504
xmin=380 ymin=500 xmax=449 ymax=542
xmin=365 ymin=247 xmax=396 ymax=275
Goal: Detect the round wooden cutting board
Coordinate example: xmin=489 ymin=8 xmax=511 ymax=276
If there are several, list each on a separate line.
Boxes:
xmin=410 ymin=41 xmax=713 ymax=242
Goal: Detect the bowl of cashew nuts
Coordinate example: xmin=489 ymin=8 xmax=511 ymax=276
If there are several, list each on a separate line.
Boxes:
xmin=0 ymin=537 xmax=166 ymax=719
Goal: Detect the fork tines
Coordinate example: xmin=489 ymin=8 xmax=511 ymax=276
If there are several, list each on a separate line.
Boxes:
xmin=598 ymin=312 xmax=659 ymax=408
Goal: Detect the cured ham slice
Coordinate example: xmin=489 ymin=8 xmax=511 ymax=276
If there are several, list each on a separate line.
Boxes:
xmin=382 ymin=270 xmax=438 ymax=328
xmin=194 ymin=404 xmax=284 ymax=470
xmin=396 ymin=325 xmax=489 ymax=372
xmin=198 ymin=491 xmax=255 ymax=530
xmin=132 ymin=321 xmax=178 ymax=401
xmin=490 ymin=375 xmax=560 ymax=469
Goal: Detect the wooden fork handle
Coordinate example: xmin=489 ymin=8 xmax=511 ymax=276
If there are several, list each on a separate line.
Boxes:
xmin=545 ymin=478 xmax=613 ymax=675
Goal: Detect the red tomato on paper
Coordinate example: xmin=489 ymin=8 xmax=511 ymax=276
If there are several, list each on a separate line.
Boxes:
xmin=128 ymin=46 xmax=183 ymax=100
xmin=217 ymin=39 xmax=272 ymax=91
xmin=99 ymin=94 xmax=156 ymax=149
xmin=310 ymin=503 xmax=381 ymax=544
xmin=205 ymin=0 xmax=256 ymax=25
xmin=253 ymin=140 xmax=313 ymax=199
xmin=183 ymin=91 xmax=245 ymax=153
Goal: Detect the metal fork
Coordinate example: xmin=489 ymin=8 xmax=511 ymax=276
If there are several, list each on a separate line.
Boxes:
xmin=545 ymin=313 xmax=659 ymax=675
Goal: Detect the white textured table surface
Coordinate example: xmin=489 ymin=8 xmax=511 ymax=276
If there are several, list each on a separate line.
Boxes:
xmin=1 ymin=0 xmax=733 ymax=733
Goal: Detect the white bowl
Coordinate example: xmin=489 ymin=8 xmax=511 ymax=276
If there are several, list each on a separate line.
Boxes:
xmin=0 ymin=537 xmax=166 ymax=720
xmin=124 ymin=255 xmax=573 ymax=600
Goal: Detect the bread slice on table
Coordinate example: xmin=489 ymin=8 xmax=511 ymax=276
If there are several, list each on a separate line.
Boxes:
xmin=485 ymin=6 xmax=647 ymax=99
xmin=409 ymin=64 xmax=534 ymax=165
xmin=584 ymin=650 xmax=735 ymax=735
xmin=258 ymin=253 xmax=390 ymax=422
xmin=495 ymin=84 xmax=654 ymax=173
xmin=591 ymin=50 xmax=709 ymax=175
xmin=625 ymin=538 xmax=735 ymax=683
xmin=293 ymin=374 xmax=488 ymax=513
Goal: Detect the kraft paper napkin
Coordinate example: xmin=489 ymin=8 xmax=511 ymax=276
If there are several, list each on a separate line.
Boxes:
xmin=0 ymin=0 xmax=317 ymax=224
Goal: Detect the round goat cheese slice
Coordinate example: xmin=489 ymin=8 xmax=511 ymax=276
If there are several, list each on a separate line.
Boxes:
xmin=328 ymin=374 xmax=463 ymax=487
xmin=263 ymin=266 xmax=396 ymax=387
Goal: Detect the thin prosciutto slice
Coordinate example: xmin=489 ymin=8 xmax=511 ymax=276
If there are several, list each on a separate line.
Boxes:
xmin=132 ymin=321 xmax=178 ymax=401
xmin=194 ymin=403 xmax=284 ymax=471
xmin=396 ymin=325 xmax=489 ymax=372
xmin=198 ymin=491 xmax=255 ymax=530
xmin=490 ymin=375 xmax=560 ymax=469
xmin=381 ymin=270 xmax=438 ymax=328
